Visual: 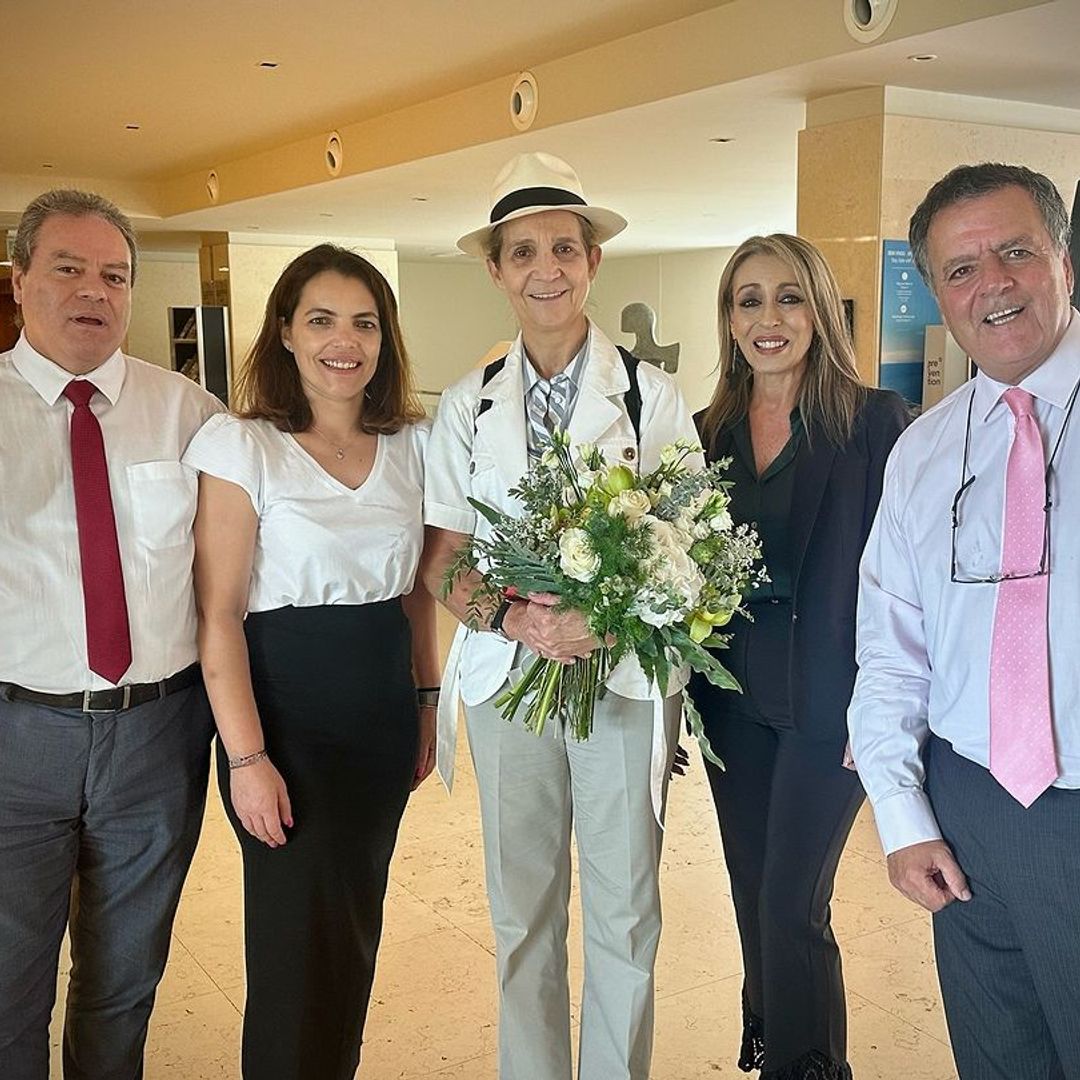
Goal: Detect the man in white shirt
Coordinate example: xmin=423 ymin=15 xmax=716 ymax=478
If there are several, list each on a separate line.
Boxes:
xmin=849 ymin=164 xmax=1080 ymax=1078
xmin=0 ymin=190 xmax=222 ymax=1080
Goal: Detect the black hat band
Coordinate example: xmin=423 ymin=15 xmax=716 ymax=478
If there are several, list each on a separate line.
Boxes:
xmin=489 ymin=186 xmax=587 ymax=224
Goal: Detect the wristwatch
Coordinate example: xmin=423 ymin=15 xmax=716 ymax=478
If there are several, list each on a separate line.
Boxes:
xmin=490 ymin=597 xmax=517 ymax=640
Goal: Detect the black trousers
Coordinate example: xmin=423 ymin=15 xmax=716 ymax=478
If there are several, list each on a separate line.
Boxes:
xmin=927 ymin=736 xmax=1080 ymax=1080
xmin=221 ymin=601 xmax=419 ymax=1080
xmin=700 ymin=709 xmax=864 ymax=1079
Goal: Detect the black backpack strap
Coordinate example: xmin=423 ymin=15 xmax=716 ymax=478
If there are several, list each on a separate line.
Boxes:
xmin=616 ymin=346 xmax=642 ymax=445
xmin=474 ymin=350 xmax=642 ymax=443
xmin=475 ymin=355 xmax=507 ymax=427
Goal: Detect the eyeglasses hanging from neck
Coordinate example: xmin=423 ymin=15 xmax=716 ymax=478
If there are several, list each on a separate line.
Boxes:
xmin=949 ymin=376 xmax=1080 ymax=584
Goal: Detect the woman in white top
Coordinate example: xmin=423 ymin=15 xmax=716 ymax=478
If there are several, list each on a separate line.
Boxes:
xmin=184 ymin=244 xmax=438 ymax=1080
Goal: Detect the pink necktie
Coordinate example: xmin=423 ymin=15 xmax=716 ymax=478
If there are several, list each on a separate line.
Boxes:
xmin=64 ymin=379 xmax=133 ymax=685
xmin=989 ymin=387 xmax=1057 ymax=806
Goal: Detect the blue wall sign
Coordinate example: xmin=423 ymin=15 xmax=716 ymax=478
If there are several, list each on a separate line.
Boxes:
xmin=879 ymin=240 xmax=941 ymax=406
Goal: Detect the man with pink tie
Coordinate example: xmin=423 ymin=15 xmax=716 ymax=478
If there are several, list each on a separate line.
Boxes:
xmin=0 ymin=190 xmax=221 ymax=1079
xmin=849 ymin=163 xmax=1080 ymax=1079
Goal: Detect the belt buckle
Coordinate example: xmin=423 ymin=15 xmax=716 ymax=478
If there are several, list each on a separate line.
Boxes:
xmin=82 ymin=685 xmax=132 ymax=713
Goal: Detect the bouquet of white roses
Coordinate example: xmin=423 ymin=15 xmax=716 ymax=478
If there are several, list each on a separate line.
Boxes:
xmin=444 ymin=431 xmax=766 ymax=765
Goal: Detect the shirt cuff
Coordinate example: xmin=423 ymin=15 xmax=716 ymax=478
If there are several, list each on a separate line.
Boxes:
xmin=424 ymin=502 xmax=475 ymax=535
xmin=870 ymin=788 xmax=943 ymax=855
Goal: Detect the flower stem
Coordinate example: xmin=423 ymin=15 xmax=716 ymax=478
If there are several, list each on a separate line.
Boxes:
xmin=528 ymin=660 xmax=564 ymax=737
xmin=495 ymin=655 xmax=548 ymax=722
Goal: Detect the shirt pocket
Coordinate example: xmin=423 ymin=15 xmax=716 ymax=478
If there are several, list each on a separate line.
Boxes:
xmin=127 ymin=461 xmax=198 ymax=550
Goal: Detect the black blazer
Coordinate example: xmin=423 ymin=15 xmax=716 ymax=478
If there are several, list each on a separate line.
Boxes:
xmin=695 ymin=388 xmax=911 ymax=742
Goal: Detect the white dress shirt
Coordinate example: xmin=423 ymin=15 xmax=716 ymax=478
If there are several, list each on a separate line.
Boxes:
xmin=182 ymin=414 xmax=428 ymax=612
xmin=849 ymin=310 xmax=1080 ymax=854
xmin=0 ymin=335 xmax=223 ymax=693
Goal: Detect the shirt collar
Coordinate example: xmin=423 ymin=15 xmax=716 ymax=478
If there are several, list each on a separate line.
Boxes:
xmin=10 ymin=332 xmax=126 ymax=407
xmin=522 ymin=324 xmax=591 ymax=392
xmin=974 ymin=307 xmax=1080 ymax=422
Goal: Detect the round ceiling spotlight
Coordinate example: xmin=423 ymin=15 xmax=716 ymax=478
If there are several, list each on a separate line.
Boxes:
xmin=325 ymin=131 xmax=343 ymax=177
xmin=510 ymin=71 xmax=539 ymax=132
xmin=843 ymin=0 xmax=898 ymax=42
xmin=206 ymin=170 xmax=220 ymax=204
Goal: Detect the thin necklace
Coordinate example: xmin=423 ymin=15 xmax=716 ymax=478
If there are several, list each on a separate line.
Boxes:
xmin=309 ymin=424 xmax=362 ymax=462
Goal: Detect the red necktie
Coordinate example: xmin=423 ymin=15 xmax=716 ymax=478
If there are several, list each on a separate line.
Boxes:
xmin=64 ymin=379 xmax=132 ymax=685
xmin=989 ymin=387 xmax=1057 ymax=806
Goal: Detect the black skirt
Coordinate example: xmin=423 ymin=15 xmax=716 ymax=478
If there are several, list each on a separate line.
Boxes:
xmin=219 ymin=599 xmax=418 ymax=1080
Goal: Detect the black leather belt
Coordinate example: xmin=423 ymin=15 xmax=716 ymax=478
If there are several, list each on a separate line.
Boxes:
xmin=2 ymin=662 xmax=201 ymax=713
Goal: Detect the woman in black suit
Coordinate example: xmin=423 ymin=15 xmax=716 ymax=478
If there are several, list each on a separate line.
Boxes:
xmin=690 ymin=234 xmax=909 ymax=1080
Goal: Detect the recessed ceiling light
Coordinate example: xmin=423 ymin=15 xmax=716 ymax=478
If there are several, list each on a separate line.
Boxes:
xmin=247 ymin=225 xmax=261 ymax=230
xmin=257 ymin=60 xmax=279 ymax=69
xmin=709 ymin=137 xmax=735 ymax=144
xmin=125 ymin=123 xmax=141 ymax=131
xmin=412 ymin=196 xmax=429 ymax=202
xmin=908 ymin=53 xmax=938 ymax=62
xmin=42 ymin=163 xmax=55 ymax=169
xmin=319 ymin=212 xmax=333 ymax=218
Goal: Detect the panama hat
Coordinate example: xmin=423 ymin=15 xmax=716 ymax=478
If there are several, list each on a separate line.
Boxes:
xmin=457 ymin=151 xmax=627 ymax=257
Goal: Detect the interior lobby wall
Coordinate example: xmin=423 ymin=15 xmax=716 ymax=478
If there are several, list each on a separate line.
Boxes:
xmin=399 ymin=247 xmax=735 ymax=415
xmin=398 ymin=259 xmax=517 ymax=397
xmin=127 ymin=253 xmax=201 ymax=370
xmin=879 ymin=114 xmax=1080 ymax=241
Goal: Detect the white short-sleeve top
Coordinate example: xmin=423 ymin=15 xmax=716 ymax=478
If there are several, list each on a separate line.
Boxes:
xmin=183 ymin=413 xmax=428 ymax=613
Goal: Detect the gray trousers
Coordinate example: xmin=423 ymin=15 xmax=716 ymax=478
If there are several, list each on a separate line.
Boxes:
xmin=466 ymin=673 xmax=680 ymax=1080
xmin=927 ymin=735 xmax=1080 ymax=1080
xmin=0 ymin=684 xmax=213 ymax=1080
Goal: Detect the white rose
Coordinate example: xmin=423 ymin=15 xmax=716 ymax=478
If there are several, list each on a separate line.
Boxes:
xmin=559 ymin=528 xmax=601 ymax=582
xmin=709 ymin=508 xmax=733 ymax=532
xmin=607 ymin=489 xmax=652 ymax=522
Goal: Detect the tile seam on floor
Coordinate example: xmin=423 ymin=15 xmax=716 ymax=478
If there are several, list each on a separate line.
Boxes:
xmin=848 ymin=988 xmax=953 ymax=1049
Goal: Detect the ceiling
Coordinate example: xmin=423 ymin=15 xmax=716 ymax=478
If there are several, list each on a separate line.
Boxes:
xmin=3 ymin=0 xmax=1080 ymax=259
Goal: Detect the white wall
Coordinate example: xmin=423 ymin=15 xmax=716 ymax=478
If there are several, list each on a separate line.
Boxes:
xmin=127 ymin=252 xmax=201 ymax=369
xmin=398 ymin=260 xmax=516 ymax=401
xmin=592 ymin=248 xmax=735 ymax=414
xmin=399 ymin=248 xmax=734 ymax=415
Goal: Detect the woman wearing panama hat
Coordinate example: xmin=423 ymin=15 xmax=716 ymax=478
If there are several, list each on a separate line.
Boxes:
xmin=422 ymin=151 xmax=701 ymax=1079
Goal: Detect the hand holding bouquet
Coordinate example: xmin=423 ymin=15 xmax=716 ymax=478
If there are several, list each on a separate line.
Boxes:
xmin=444 ymin=431 xmax=766 ymax=765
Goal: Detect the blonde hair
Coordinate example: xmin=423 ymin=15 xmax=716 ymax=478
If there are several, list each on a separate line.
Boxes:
xmin=700 ymin=233 xmax=865 ymax=450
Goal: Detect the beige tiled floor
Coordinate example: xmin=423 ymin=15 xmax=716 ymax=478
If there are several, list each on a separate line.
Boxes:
xmin=47 ymin=614 xmax=959 ymax=1078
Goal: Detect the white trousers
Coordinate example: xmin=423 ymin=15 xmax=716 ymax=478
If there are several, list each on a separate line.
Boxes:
xmin=466 ymin=673 xmax=681 ymax=1080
